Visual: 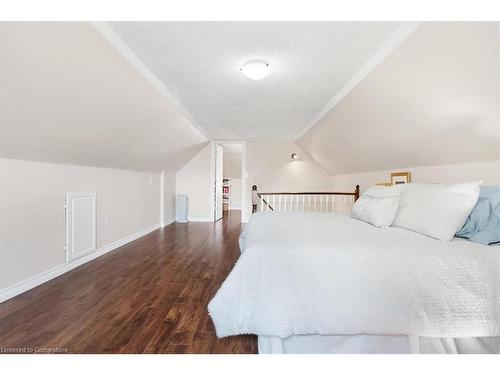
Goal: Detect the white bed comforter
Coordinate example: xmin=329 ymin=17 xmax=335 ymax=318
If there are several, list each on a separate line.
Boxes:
xmin=208 ymin=212 xmax=500 ymax=338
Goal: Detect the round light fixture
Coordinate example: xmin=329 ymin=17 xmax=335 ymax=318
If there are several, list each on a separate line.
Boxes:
xmin=291 ymin=153 xmax=299 ymax=160
xmin=240 ymin=60 xmax=272 ymax=80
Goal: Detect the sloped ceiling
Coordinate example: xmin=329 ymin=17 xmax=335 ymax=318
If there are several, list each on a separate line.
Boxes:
xmin=108 ymin=22 xmax=405 ymax=140
xmin=1 ymin=22 xmax=497 ymax=176
xmin=298 ymin=22 xmax=500 ymax=175
xmin=0 ymin=22 xmax=207 ymax=172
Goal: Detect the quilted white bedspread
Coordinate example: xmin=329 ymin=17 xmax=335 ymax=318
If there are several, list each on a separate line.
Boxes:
xmin=208 ymin=212 xmax=500 ymax=338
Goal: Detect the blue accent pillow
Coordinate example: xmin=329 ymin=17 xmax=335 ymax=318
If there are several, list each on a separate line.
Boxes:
xmin=456 ymin=186 xmax=500 ymax=245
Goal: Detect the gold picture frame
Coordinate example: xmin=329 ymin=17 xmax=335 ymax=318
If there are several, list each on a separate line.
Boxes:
xmin=391 ymin=172 xmax=412 ymax=185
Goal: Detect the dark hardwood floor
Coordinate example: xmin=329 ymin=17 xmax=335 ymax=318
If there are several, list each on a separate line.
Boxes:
xmin=0 ymin=210 xmax=257 ymax=354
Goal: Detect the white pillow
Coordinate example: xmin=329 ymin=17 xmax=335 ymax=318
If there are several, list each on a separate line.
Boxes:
xmin=392 ymin=182 xmax=481 ymax=241
xmin=351 ymin=185 xmax=407 ymax=227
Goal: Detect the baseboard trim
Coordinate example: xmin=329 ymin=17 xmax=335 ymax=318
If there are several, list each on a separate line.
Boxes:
xmin=0 ymin=223 xmax=161 ymax=304
xmin=174 ymin=217 xmax=214 ymax=222
xmin=187 ymin=217 xmax=214 ymax=222
xmin=163 ymin=217 xmax=175 ymax=227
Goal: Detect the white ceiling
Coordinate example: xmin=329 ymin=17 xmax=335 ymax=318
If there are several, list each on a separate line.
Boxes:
xmin=0 ymin=22 xmax=207 ymax=172
xmin=4 ymin=22 xmax=493 ymax=177
xmin=298 ymin=22 xmax=500 ymax=175
xmin=109 ymin=22 xmax=404 ymax=141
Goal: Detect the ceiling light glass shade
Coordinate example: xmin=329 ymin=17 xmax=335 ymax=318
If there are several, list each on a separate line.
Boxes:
xmin=240 ymin=60 xmax=271 ymax=80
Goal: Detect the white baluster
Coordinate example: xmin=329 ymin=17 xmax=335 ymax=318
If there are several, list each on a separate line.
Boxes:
xmin=284 ymin=195 xmax=287 ymax=212
xmin=313 ymin=195 xmax=317 ymax=212
xmin=260 ymin=194 xmax=264 ymax=212
xmin=272 ymin=195 xmax=276 ymax=212
xmin=278 ymin=195 xmax=282 ymax=212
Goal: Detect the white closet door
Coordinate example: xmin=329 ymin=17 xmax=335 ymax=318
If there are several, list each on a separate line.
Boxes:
xmin=65 ymin=192 xmax=96 ymax=262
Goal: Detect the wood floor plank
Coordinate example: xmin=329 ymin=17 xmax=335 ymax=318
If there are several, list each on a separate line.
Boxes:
xmin=0 ymin=211 xmax=257 ymax=354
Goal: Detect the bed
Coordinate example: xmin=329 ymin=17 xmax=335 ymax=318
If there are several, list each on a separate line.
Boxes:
xmin=208 ymin=211 xmax=500 ymax=354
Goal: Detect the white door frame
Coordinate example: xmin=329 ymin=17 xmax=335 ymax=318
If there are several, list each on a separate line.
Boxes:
xmin=210 ymin=141 xmax=247 ymax=223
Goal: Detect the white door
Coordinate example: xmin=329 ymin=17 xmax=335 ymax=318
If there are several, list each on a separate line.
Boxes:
xmin=214 ymin=144 xmax=224 ymax=221
xmin=65 ymin=192 xmax=97 ymax=262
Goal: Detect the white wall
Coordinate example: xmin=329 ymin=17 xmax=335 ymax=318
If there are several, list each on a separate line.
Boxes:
xmin=0 ymin=23 xmax=207 ymax=173
xmin=163 ymin=172 xmax=176 ymax=225
xmin=175 ymin=144 xmax=214 ymax=221
xmin=230 ymin=178 xmax=242 ymax=210
xmin=223 ymin=151 xmax=243 ymax=210
xmin=298 ymin=22 xmax=499 ymax=175
xmin=0 ymin=158 xmax=162 ymax=291
xmin=331 ymin=160 xmax=500 ymax=193
xmin=223 ymin=151 xmax=242 ymax=179
xmin=174 ymin=141 xmax=334 ymax=221
xmin=245 ymin=141 xmax=333 ymax=219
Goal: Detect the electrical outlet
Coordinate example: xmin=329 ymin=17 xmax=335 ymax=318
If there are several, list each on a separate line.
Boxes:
xmin=104 ymin=217 xmax=109 ymax=227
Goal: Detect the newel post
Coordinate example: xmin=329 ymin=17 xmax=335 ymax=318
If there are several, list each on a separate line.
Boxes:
xmin=252 ymin=185 xmax=258 ymax=213
xmin=354 ymin=185 xmax=360 ymax=202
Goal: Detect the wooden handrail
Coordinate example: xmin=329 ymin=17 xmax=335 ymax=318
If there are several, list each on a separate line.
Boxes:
xmin=252 ymin=185 xmax=359 ymax=214
xmin=258 ymin=185 xmax=360 ymax=201
xmin=259 ymin=191 xmax=355 ymax=195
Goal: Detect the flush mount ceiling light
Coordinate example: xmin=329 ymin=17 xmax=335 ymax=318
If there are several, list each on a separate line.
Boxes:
xmin=240 ymin=60 xmax=272 ymax=80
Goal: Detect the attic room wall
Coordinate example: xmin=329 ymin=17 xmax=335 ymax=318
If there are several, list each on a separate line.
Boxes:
xmin=298 ymin=22 xmax=499 ymax=178
xmin=244 ymin=141 xmax=333 ymax=220
xmin=0 ymin=158 xmax=162 ymax=292
xmin=163 ymin=172 xmax=177 ymax=226
xmin=223 ymin=151 xmax=242 ymax=210
xmin=331 ymin=160 xmax=500 ymax=193
xmin=175 ymin=144 xmax=214 ymax=221
xmin=0 ymin=22 xmax=207 ymax=173
xmin=175 ymin=141 xmax=333 ymax=222
xmin=223 ymin=152 xmax=242 ymax=179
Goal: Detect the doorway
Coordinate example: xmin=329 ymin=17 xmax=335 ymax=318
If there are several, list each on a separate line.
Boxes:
xmin=212 ymin=141 xmax=246 ymax=222
xmin=214 ymin=144 xmax=224 ymax=221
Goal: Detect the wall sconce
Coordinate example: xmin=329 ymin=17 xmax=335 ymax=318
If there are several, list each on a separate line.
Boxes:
xmin=291 ymin=153 xmax=299 ymax=160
